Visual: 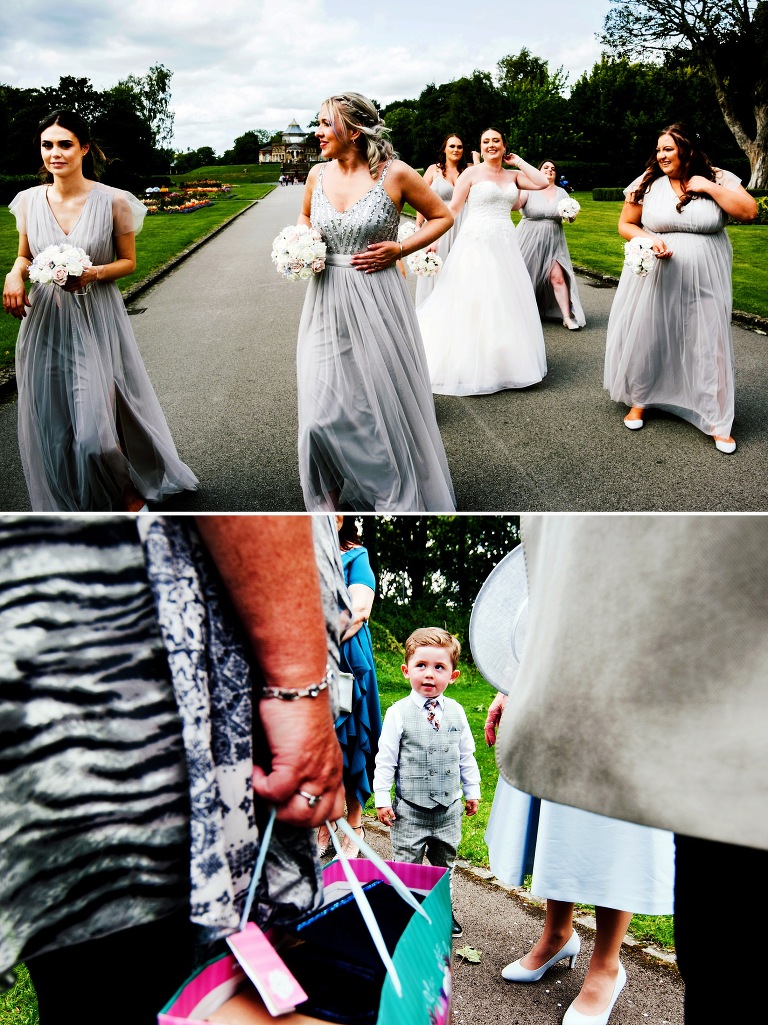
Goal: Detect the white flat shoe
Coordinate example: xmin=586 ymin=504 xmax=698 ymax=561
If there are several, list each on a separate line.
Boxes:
xmin=623 ymin=416 xmax=643 ymax=430
xmin=714 ymin=436 xmax=736 ymax=454
xmin=562 ymin=962 xmax=626 ymax=1025
xmin=501 ymin=930 xmax=580 ymax=982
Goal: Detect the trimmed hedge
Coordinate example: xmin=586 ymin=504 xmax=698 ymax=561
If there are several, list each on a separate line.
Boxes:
xmin=0 ymin=174 xmax=40 ymax=205
xmin=755 ymin=197 xmax=768 ymax=225
xmin=592 ymin=187 xmax=626 ymax=202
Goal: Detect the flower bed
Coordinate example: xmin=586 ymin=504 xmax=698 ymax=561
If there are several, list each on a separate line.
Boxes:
xmin=141 ymin=190 xmax=216 ymax=214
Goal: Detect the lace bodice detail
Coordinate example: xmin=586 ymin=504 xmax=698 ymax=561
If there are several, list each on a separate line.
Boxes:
xmin=462 ymin=179 xmax=518 ymax=241
xmin=311 ymin=162 xmax=401 ymax=255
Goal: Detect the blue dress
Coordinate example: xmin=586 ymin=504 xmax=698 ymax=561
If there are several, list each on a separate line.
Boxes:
xmin=336 ymin=546 xmax=382 ymax=805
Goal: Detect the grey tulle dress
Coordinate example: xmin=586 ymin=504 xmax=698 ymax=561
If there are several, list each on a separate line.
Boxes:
xmin=604 ymin=169 xmax=741 ymax=438
xmin=296 ymin=162 xmax=456 ymax=511
xmin=516 ymin=186 xmax=585 ymax=326
xmin=9 ymin=184 xmax=198 ymax=511
xmin=414 ymin=171 xmax=465 ymax=308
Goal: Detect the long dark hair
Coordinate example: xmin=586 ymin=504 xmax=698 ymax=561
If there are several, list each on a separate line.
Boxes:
xmin=338 ymin=516 xmax=362 ymax=551
xmin=36 ymin=110 xmax=106 ymax=181
xmin=631 ymin=122 xmax=716 ymax=212
xmin=436 ymin=134 xmax=468 ymax=175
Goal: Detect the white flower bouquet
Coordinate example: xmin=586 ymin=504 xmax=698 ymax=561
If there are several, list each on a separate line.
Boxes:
xmin=623 ymin=237 xmax=656 ymax=276
xmin=396 ymin=221 xmax=442 ymax=275
xmin=271 ymin=224 xmax=326 ymax=281
xmin=406 ymin=250 xmax=442 ymax=276
xmin=557 ymin=197 xmax=580 ymax=223
xmin=29 ymin=244 xmax=92 ymax=287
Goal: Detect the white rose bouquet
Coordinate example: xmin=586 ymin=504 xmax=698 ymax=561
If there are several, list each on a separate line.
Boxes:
xmin=557 ymin=197 xmax=580 ymax=223
xmin=29 ymin=244 xmax=93 ymax=287
xmin=271 ymin=224 xmax=326 ymax=281
xmin=396 ymin=221 xmax=442 ymax=275
xmin=623 ymin=237 xmax=656 ymax=276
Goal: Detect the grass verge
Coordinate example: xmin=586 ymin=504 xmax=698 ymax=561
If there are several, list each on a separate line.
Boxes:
xmin=366 ymin=619 xmax=675 ymax=951
xmin=0 ymin=183 xmax=275 ymax=370
xmin=0 ymin=964 xmax=37 ymax=1024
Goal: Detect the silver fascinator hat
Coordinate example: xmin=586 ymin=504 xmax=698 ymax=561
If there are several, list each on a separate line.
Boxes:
xmin=469 ymin=545 xmax=529 ymax=695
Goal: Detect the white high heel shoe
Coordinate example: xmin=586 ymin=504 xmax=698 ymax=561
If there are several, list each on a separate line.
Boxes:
xmin=562 ymin=962 xmax=627 ymax=1025
xmin=501 ymin=930 xmax=580 ymax=982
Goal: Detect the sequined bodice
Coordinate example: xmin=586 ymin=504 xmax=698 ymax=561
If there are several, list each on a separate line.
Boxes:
xmin=311 ymin=162 xmax=401 ymax=255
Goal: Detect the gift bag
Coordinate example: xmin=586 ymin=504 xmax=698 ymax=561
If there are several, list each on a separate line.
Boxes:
xmin=159 ymin=819 xmax=453 ymax=1025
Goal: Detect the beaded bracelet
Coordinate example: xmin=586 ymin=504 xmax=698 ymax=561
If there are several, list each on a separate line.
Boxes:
xmin=260 ymin=664 xmax=334 ymax=701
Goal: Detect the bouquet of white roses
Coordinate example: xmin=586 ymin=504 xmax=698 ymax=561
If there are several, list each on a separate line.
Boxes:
xmin=623 ymin=237 xmax=656 ymax=276
xmin=557 ymin=197 xmax=580 ymax=223
xmin=396 ymin=221 xmax=442 ymax=275
xmin=406 ymin=250 xmax=442 ymax=276
xmin=29 ymin=243 xmax=92 ymax=287
xmin=271 ymin=224 xmax=326 ymax=281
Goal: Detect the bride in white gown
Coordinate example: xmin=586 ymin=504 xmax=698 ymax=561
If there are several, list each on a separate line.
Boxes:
xmin=417 ymin=128 xmax=549 ymax=395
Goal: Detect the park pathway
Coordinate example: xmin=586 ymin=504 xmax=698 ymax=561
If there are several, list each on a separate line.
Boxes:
xmin=1 ymin=183 xmax=767 ymax=511
xmin=356 ymin=818 xmax=684 ymax=1025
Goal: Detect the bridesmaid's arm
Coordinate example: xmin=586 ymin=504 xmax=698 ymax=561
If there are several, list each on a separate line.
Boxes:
xmin=63 ymin=231 xmax=136 ymax=291
xmin=686 ymin=174 xmax=758 ymax=222
xmin=618 ymin=200 xmax=672 ymax=259
xmin=447 ymin=166 xmax=475 ymax=218
xmin=2 ymin=236 xmax=33 ymax=319
xmin=298 ymin=165 xmax=321 ymax=227
xmin=351 ymin=161 xmax=453 ymax=273
xmin=416 ymin=164 xmax=438 ymax=228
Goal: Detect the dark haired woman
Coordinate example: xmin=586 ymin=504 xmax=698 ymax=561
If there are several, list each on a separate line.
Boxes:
xmin=517 ymin=159 xmax=585 ymax=330
xmin=604 ymin=123 xmax=757 ymax=453
xmin=2 ymin=110 xmax=197 ymax=510
xmin=298 ymin=92 xmax=455 ymax=511
xmin=418 ymin=127 xmax=548 ymax=395
xmin=317 ymin=515 xmax=383 ymax=859
xmin=414 ymin=134 xmax=468 ymax=307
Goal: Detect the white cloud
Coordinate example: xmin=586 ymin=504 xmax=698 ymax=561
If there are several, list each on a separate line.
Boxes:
xmin=0 ymin=0 xmax=612 ymax=152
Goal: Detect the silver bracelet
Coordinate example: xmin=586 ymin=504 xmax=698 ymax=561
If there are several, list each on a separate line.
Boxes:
xmin=260 ymin=664 xmax=334 ymax=701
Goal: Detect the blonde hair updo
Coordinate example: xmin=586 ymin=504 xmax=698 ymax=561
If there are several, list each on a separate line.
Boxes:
xmin=321 ymin=92 xmax=396 ymax=179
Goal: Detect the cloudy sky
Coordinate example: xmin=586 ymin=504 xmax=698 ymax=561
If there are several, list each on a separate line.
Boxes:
xmin=0 ymin=0 xmax=612 ymax=153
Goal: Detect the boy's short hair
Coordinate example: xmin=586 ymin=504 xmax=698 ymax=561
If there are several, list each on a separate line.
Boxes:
xmin=404 ymin=627 xmax=461 ymax=670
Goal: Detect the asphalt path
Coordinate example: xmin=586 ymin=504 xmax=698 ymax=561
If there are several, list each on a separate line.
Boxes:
xmin=348 ymin=819 xmax=684 ymax=1025
xmin=1 ymin=184 xmax=766 ymax=511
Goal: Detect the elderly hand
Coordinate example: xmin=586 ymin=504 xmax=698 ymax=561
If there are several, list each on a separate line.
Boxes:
xmin=252 ymin=692 xmax=345 ymax=827
xmin=484 ymin=692 xmax=507 ymax=746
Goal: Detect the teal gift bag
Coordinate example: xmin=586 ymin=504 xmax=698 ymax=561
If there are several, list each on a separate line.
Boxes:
xmin=159 ymin=818 xmax=453 ymax=1025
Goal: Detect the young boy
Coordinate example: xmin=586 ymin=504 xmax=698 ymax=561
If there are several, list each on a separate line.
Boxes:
xmin=372 ymin=627 xmax=481 ymax=938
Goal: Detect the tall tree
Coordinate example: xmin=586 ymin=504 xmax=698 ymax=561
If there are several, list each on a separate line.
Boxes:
xmin=602 ymin=0 xmax=768 ymax=186
xmin=496 ymin=49 xmax=571 ymax=159
xmin=115 ymin=63 xmax=175 ymax=149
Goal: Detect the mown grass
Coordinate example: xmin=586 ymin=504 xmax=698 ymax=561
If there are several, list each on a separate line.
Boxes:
xmin=366 ymin=618 xmax=676 ymax=951
xmin=173 ymin=163 xmax=281 ymax=185
xmin=0 ymin=183 xmax=275 ymax=369
xmin=0 ymin=964 xmax=37 ymax=1025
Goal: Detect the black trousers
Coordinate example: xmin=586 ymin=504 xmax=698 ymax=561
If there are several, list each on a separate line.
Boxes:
xmin=675 ymin=833 xmax=766 ymax=1020
xmin=26 ymin=908 xmax=196 ymax=1025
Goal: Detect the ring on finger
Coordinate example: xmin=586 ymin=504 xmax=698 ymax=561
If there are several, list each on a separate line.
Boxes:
xmin=297 ymin=789 xmax=323 ymax=808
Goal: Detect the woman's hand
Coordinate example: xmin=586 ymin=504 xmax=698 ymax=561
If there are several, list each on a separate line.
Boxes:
xmin=252 ymin=694 xmax=345 ymax=827
xmin=484 ymin=692 xmax=507 ymax=746
xmin=3 ymin=272 xmax=31 ymax=319
xmin=61 ymin=265 xmax=100 ymax=292
xmin=652 ymin=239 xmax=673 ymax=259
xmin=350 ymin=240 xmax=401 ymax=274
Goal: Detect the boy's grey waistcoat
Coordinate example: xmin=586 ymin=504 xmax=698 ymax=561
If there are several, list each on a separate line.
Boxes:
xmin=395 ymin=697 xmax=463 ymax=809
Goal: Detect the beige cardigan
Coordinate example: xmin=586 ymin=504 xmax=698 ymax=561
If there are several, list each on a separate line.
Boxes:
xmin=496 ymin=514 xmax=768 ymax=850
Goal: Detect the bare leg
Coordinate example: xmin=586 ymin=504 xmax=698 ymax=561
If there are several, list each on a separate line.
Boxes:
xmin=549 ymin=261 xmax=572 ymax=322
xmin=569 ymin=907 xmax=631 ymax=1014
xmin=518 ymin=899 xmax=575 ymax=969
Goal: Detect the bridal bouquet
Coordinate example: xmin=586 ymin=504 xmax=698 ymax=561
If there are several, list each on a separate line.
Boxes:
xmin=271 ymin=224 xmax=326 ymax=281
xmin=397 ymin=221 xmax=442 ymax=276
xmin=29 ymin=243 xmax=92 ymax=287
xmin=557 ymin=197 xmax=580 ymax=223
xmin=623 ymin=238 xmax=656 ymax=276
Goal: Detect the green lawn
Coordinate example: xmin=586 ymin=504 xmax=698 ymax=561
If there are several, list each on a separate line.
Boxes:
xmin=173 ymin=163 xmax=281 ymax=185
xmin=367 ymin=618 xmax=675 ymax=951
xmin=0 ymin=183 xmax=274 ymax=369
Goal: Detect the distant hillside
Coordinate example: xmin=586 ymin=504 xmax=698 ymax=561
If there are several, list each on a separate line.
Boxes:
xmin=173 ymin=164 xmax=282 ymax=184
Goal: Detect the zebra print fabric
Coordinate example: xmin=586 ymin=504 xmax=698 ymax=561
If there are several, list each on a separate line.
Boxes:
xmin=0 ymin=516 xmax=189 ymax=980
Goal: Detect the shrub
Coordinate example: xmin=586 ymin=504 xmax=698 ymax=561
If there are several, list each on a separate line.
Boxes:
xmin=592 ymin=187 xmax=626 ymax=201
xmin=754 ymin=197 xmax=768 ymax=225
xmin=0 ymin=173 xmax=40 ymax=205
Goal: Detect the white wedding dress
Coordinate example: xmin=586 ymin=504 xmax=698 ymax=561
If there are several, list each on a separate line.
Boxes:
xmin=417 ymin=179 xmax=547 ymax=395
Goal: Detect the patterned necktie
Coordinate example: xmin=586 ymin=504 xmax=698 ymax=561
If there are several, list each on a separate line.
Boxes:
xmin=424 ymin=698 xmax=440 ymax=731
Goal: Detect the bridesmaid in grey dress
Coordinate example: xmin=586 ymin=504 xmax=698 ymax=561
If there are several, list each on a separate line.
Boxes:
xmin=2 ymin=110 xmax=197 ymax=510
xmin=604 ymin=123 xmax=757 ymax=453
xmin=517 ymin=160 xmax=585 ymax=330
xmin=414 ymin=134 xmax=468 ymax=307
xmin=296 ymin=92 xmax=456 ymax=511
